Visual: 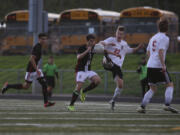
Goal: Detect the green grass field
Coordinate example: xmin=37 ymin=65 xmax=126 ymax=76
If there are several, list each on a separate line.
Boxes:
xmin=0 ymin=99 xmax=180 ymax=135
xmin=0 ymin=54 xmax=180 ymax=96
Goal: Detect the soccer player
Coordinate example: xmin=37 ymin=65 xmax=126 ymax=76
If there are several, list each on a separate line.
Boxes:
xmin=43 ymin=56 xmax=59 ymax=100
xmin=137 ymin=19 xmax=178 ymax=113
xmin=67 ymin=34 xmax=101 ymax=111
xmin=100 ymin=26 xmax=143 ymax=110
xmin=1 ymin=33 xmax=55 ymax=107
xmin=137 ymin=56 xmax=149 ymax=97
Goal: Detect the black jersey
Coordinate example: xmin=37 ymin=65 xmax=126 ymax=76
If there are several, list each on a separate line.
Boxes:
xmin=26 ymin=43 xmax=42 ymax=72
xmin=75 ymin=45 xmax=94 ymax=72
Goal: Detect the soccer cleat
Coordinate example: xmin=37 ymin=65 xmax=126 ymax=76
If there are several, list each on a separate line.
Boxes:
xmin=80 ymin=89 xmax=86 ymax=102
xmin=109 ymin=100 xmax=115 ymax=110
xmin=137 ymin=106 xmax=146 ymax=113
xmin=163 ymin=105 xmax=179 ymax=114
xmin=44 ymin=102 xmax=55 ymax=107
xmin=1 ymin=82 xmax=8 ymax=94
xmin=67 ymin=105 xmax=75 ymax=111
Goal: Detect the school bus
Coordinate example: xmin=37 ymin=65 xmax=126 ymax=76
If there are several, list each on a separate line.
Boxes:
xmin=58 ymin=8 xmax=120 ymax=53
xmin=1 ymin=10 xmax=59 ymax=55
xmin=119 ymin=7 xmax=179 ymax=53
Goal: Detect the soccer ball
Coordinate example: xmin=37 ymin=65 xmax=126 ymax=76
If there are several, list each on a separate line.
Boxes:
xmin=94 ymin=43 xmax=104 ymax=54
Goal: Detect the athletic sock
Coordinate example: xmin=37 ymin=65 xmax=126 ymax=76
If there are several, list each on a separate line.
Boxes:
xmin=112 ymin=87 xmax=122 ymax=101
xmin=7 ymin=84 xmax=23 ymax=89
xmin=141 ymin=89 xmax=154 ymax=107
xmin=70 ymin=90 xmax=79 ymax=106
xmin=83 ymin=82 xmax=97 ymax=93
xmin=165 ymin=86 xmax=174 ymax=106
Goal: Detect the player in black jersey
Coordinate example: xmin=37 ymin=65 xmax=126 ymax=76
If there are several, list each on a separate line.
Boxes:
xmin=67 ymin=34 xmax=101 ymax=111
xmin=1 ymin=33 xmax=55 ymax=107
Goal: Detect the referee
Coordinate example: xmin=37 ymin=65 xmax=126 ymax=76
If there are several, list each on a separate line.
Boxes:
xmin=43 ymin=56 xmax=59 ymax=99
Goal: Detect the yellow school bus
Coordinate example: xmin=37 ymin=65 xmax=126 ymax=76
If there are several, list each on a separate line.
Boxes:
xmin=58 ymin=8 xmax=120 ymax=53
xmin=1 ymin=10 xmax=59 ymax=55
xmin=119 ymin=7 xmax=179 ymax=52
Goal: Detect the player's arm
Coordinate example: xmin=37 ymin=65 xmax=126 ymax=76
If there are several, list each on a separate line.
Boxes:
xmin=30 ymin=55 xmax=38 ymax=71
xmin=77 ymin=47 xmax=91 ymax=60
xmin=99 ymin=41 xmax=115 ymax=46
xmin=146 ymin=50 xmax=150 ymax=60
xmin=159 ymin=49 xmax=166 ymax=72
xmin=132 ymin=43 xmax=144 ymax=53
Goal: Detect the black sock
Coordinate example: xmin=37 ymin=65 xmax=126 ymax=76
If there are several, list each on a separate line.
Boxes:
xmin=70 ymin=90 xmax=79 ymax=106
xmin=37 ymin=78 xmax=48 ymax=104
xmin=48 ymin=91 xmax=52 ymax=98
xmin=83 ymin=82 xmax=97 ymax=93
xmin=7 ymin=84 xmax=23 ymax=90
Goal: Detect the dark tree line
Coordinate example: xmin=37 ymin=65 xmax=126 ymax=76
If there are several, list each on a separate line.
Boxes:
xmin=0 ymin=0 xmax=180 ymax=21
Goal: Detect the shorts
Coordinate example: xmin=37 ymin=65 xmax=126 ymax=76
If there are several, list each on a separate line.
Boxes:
xmin=76 ymin=71 xmax=98 ymax=83
xmin=147 ymin=68 xmax=172 ymax=85
xmin=46 ymin=76 xmax=55 ymax=88
xmin=110 ymin=64 xmax=123 ymax=79
xmin=25 ymin=69 xmax=44 ymax=83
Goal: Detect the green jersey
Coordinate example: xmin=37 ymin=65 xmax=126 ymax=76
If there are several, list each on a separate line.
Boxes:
xmin=139 ymin=65 xmax=147 ymax=80
xmin=43 ymin=63 xmax=58 ymax=77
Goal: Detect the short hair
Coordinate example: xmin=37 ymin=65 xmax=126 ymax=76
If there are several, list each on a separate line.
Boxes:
xmin=86 ymin=34 xmax=95 ymax=41
xmin=158 ymin=19 xmax=168 ymax=32
xmin=117 ymin=25 xmax=125 ymax=31
xmin=38 ymin=33 xmax=48 ymax=38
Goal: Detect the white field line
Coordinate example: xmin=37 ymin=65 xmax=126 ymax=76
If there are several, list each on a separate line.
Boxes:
xmin=0 ymin=112 xmax=179 ymax=116
xmin=0 ymin=123 xmax=179 ymax=128
xmin=0 ymin=117 xmax=179 ymax=121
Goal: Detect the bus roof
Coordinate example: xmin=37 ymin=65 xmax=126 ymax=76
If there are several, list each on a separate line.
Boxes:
xmin=120 ymin=7 xmax=177 ymax=18
xmin=59 ymin=8 xmax=120 ymax=22
xmin=5 ymin=10 xmax=59 ymax=22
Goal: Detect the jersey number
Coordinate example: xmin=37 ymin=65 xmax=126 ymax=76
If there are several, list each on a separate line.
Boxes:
xmin=114 ymin=49 xmax=120 ymax=54
xmin=152 ymin=40 xmax=157 ymax=52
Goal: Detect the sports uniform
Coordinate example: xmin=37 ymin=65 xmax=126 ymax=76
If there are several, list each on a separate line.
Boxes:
xmin=103 ymin=37 xmax=133 ymax=79
xmin=146 ymin=32 xmax=171 ymax=85
xmin=75 ymin=45 xmax=97 ymax=82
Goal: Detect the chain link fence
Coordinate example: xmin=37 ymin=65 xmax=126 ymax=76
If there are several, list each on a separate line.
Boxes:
xmin=0 ymin=69 xmax=180 ymax=98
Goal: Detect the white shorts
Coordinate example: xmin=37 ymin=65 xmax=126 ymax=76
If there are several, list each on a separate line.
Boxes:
xmin=76 ymin=71 xmax=98 ymax=83
xmin=25 ymin=69 xmax=44 ymax=83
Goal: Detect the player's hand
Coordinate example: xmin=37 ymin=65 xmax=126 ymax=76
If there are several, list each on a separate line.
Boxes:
xmin=114 ymin=53 xmax=121 ymax=59
xmin=138 ymin=43 xmax=144 ymax=49
xmin=36 ymin=69 xmax=41 ymax=77
xmin=161 ymin=65 xmax=166 ymax=73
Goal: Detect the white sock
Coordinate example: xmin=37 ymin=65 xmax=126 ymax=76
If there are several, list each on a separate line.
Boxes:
xmin=141 ymin=89 xmax=154 ymax=107
xmin=165 ymin=86 xmax=174 ymax=106
xmin=112 ymin=87 xmax=122 ymax=101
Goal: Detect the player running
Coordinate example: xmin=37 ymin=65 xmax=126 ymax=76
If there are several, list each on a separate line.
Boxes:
xmin=67 ymin=34 xmax=101 ymax=111
xmin=137 ymin=19 xmax=178 ymax=113
xmin=100 ymin=26 xmax=143 ymax=110
xmin=1 ymin=33 xmax=55 ymax=107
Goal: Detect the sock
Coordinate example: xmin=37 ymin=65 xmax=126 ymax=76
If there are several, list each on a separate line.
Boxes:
xmin=141 ymin=89 xmax=154 ymax=108
xmin=83 ymin=82 xmax=97 ymax=93
xmin=37 ymin=77 xmax=48 ymax=104
xmin=70 ymin=90 xmax=79 ymax=106
xmin=165 ymin=86 xmax=174 ymax=106
xmin=7 ymin=84 xmax=23 ymax=90
xmin=48 ymin=91 xmax=52 ymax=98
xmin=112 ymin=87 xmax=122 ymax=101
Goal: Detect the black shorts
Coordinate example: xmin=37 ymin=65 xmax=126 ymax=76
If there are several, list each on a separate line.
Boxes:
xmin=147 ymin=68 xmax=172 ymax=85
xmin=110 ymin=64 xmax=123 ymax=79
xmin=45 ymin=76 xmax=55 ymax=88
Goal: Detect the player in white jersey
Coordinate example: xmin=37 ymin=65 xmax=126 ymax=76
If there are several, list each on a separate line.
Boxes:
xmin=137 ymin=19 xmax=178 ymax=113
xmin=99 ymin=26 xmax=143 ymax=110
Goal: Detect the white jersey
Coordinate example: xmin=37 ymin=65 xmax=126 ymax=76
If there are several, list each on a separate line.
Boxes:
xmin=103 ymin=37 xmax=133 ymax=67
xmin=147 ymin=32 xmax=169 ymax=68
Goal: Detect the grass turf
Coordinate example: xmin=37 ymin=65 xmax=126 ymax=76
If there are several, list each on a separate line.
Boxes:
xmin=0 ymin=99 xmax=180 ymax=135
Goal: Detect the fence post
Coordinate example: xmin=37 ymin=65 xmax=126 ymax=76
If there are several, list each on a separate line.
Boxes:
xmin=59 ymin=69 xmax=63 ymax=94
xmin=175 ymin=73 xmax=179 ymax=97
xmin=104 ymin=71 xmax=108 ymax=94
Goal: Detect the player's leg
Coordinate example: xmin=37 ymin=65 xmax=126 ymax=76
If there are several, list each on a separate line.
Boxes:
xmin=1 ymin=72 xmax=32 ymax=94
xmin=163 ymin=71 xmax=178 ymax=113
xmin=80 ymin=73 xmax=101 ymax=102
xmin=141 ymin=79 xmax=146 ymax=97
xmin=47 ymin=86 xmax=53 ymax=98
xmin=68 ymin=71 xmax=86 ymax=111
